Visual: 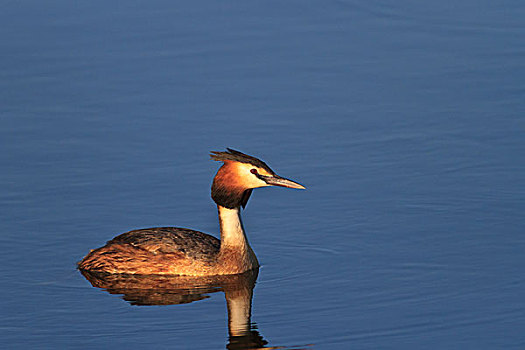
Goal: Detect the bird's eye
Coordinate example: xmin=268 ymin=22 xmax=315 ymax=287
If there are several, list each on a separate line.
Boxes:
xmin=250 ymin=169 xmax=258 ymax=175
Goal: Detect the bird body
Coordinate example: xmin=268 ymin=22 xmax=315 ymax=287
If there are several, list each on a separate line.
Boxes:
xmin=78 ymin=149 xmax=304 ymax=276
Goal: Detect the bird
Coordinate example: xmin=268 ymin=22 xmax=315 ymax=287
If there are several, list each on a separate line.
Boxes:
xmin=78 ymin=148 xmax=305 ymax=276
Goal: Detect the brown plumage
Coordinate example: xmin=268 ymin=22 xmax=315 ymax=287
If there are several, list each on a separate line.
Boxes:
xmin=78 ymin=149 xmax=305 ymax=276
xmin=79 ymin=228 xmax=220 ymax=275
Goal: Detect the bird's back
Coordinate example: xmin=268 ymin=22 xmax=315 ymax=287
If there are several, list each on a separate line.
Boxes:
xmin=78 ymin=227 xmax=220 ymax=275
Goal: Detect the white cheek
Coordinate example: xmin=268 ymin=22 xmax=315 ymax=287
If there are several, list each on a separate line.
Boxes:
xmin=255 ymin=178 xmax=270 ymax=188
xmin=238 ymin=164 xmax=269 ymax=188
xmin=247 ymin=173 xmax=269 ymax=188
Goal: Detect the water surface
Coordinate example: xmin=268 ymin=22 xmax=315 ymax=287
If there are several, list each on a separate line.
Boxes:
xmin=1 ymin=1 xmax=524 ymax=349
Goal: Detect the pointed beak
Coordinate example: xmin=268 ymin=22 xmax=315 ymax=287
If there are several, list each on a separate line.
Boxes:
xmin=260 ymin=174 xmax=306 ymax=189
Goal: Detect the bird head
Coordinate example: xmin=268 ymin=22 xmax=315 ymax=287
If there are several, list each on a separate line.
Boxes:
xmin=210 ymin=148 xmax=305 ymax=209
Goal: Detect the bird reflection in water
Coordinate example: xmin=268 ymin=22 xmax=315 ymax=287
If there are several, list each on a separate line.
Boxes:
xmin=80 ymin=269 xmax=312 ymax=350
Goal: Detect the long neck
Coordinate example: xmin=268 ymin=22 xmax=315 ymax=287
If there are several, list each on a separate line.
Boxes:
xmin=217 ymin=205 xmax=259 ymax=273
xmin=218 ymin=206 xmax=249 ymax=248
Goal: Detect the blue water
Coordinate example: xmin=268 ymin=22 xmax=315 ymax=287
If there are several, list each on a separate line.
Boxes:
xmin=1 ymin=1 xmax=524 ymax=349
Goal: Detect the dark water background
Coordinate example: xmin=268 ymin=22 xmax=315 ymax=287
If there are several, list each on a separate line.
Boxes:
xmin=1 ymin=1 xmax=524 ymax=349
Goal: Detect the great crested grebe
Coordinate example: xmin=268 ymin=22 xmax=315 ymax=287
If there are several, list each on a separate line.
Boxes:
xmin=78 ymin=148 xmax=305 ymax=276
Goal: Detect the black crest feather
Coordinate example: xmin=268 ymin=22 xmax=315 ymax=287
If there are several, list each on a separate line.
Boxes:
xmin=210 ymin=148 xmax=275 ymax=175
